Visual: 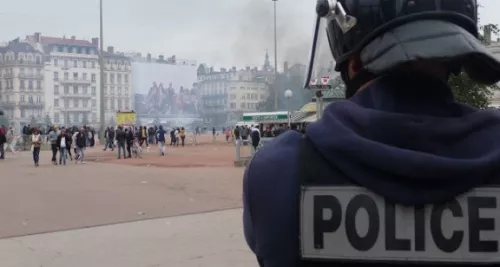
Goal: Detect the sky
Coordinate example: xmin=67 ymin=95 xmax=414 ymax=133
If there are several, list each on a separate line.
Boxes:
xmin=0 ymin=0 xmax=499 ymax=69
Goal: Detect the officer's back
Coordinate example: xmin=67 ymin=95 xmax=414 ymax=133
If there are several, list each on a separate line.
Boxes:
xmin=243 ymin=0 xmax=500 ymax=266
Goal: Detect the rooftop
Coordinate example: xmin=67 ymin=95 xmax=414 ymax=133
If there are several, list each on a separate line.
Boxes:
xmin=0 ymin=39 xmax=39 ymax=54
xmin=40 ymin=36 xmax=96 ymax=47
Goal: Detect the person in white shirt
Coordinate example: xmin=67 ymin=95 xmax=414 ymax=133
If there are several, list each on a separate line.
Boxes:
xmin=57 ymin=130 xmax=68 ymax=165
xmin=174 ymin=128 xmax=180 ymax=147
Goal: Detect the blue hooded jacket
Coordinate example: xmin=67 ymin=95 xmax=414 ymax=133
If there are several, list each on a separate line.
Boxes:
xmin=242 ymin=74 xmax=500 ymax=266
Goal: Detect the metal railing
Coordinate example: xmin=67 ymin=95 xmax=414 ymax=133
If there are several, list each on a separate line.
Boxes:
xmin=234 ymin=137 xmax=275 ymax=162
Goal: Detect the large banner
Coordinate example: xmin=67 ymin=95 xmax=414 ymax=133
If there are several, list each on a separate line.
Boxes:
xmin=132 ymin=62 xmax=199 ymax=117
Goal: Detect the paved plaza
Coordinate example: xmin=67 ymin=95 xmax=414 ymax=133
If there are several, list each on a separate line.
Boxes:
xmin=0 ymin=137 xmax=257 ymax=267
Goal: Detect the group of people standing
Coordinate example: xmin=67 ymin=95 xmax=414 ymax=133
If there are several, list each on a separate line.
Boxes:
xmin=103 ymin=125 xmax=169 ymax=158
xmin=47 ymin=126 xmax=88 ymax=166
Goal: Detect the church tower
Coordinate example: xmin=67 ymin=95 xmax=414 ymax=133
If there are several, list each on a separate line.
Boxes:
xmin=263 ymin=49 xmax=272 ymax=72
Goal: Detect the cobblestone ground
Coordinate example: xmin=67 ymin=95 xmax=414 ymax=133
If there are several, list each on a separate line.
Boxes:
xmin=0 ymin=136 xmax=247 ymax=239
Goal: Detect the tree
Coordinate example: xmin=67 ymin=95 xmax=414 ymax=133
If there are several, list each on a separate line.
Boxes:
xmin=448 ymin=23 xmax=500 ymax=108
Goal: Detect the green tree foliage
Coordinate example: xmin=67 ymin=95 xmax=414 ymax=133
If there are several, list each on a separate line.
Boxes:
xmin=448 ymin=23 xmax=500 ymax=108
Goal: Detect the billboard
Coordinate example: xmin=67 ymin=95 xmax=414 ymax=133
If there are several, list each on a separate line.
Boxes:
xmin=132 ymin=62 xmax=199 ymax=117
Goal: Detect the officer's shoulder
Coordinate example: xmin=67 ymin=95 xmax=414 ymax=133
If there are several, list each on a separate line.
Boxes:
xmin=247 ymin=130 xmax=303 ymax=176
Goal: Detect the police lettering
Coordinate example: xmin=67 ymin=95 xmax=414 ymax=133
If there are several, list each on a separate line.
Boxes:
xmin=313 ymin=194 xmax=498 ymax=253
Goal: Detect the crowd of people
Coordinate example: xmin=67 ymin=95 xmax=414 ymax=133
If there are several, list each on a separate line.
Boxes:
xmin=102 ymin=125 xmax=192 ymax=158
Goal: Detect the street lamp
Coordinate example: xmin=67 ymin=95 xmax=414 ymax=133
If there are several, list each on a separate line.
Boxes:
xmin=272 ymin=0 xmax=278 ymax=111
xmin=284 ymin=89 xmax=293 ymax=128
xmin=99 ymin=0 xmax=106 ymax=142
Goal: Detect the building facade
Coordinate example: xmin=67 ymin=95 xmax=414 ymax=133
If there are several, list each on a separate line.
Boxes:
xmin=103 ymin=46 xmax=132 ymax=124
xmin=27 ymin=33 xmax=100 ymax=127
xmin=0 ymin=39 xmax=44 ymax=131
xmin=197 ymin=52 xmax=273 ymax=125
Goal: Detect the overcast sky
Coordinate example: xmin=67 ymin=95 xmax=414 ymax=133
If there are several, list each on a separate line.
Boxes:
xmin=0 ymin=0 xmax=498 ymax=69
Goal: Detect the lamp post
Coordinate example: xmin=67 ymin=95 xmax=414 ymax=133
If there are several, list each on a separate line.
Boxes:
xmin=284 ymin=89 xmax=293 ymax=128
xmin=272 ymin=0 xmax=278 ymax=110
xmin=99 ymin=0 xmax=106 ymax=142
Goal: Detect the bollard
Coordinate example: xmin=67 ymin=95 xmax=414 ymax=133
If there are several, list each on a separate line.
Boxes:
xmin=235 ymin=139 xmax=241 ymax=161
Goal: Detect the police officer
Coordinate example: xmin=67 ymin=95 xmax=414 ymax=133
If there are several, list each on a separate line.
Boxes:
xmin=243 ymin=0 xmax=500 ymax=266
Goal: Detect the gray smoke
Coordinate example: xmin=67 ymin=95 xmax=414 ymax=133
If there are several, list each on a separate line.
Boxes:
xmin=231 ymin=0 xmax=334 ymax=70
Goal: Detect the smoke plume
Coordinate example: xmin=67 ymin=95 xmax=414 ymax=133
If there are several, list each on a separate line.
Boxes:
xmin=231 ymin=0 xmax=334 ymax=70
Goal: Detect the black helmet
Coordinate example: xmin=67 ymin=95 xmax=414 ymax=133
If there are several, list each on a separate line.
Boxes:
xmin=305 ymin=0 xmax=500 ymax=96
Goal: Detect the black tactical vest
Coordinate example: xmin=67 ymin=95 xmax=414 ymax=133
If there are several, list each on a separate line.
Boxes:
xmin=297 ymin=135 xmax=500 ymax=267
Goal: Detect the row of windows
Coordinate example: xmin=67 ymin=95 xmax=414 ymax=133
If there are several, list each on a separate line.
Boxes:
xmin=200 ymin=86 xmax=267 ymax=95
xmin=54 ymin=58 xmax=96 ymax=69
xmin=53 ymin=85 xmax=130 ymax=96
xmin=0 ymin=53 xmax=42 ymax=63
xmin=0 ymin=95 xmax=42 ymax=103
xmin=20 ymin=95 xmax=42 ymax=103
xmin=54 ymin=71 xmax=97 ymax=81
xmin=53 ymin=98 xmax=131 ymax=110
xmin=55 ymin=85 xmax=96 ymax=95
xmin=0 ymin=80 xmax=42 ymax=90
xmin=53 ymin=58 xmax=130 ymax=69
xmin=103 ymin=73 xmax=129 ymax=84
xmin=229 ymin=102 xmax=258 ymax=110
xmin=229 ymin=93 xmax=265 ymax=100
xmin=0 ymin=95 xmax=43 ymax=103
xmin=52 ymin=45 xmax=98 ymax=55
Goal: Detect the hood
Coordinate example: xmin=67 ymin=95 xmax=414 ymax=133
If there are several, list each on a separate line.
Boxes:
xmin=307 ymin=74 xmax=500 ymax=206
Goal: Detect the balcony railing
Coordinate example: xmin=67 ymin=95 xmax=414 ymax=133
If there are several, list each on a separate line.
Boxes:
xmin=59 ymin=92 xmax=92 ymax=98
xmin=19 ymin=74 xmax=44 ymax=79
xmin=61 ymin=78 xmax=92 ymax=85
xmin=0 ymin=101 xmax=16 ymax=107
xmin=19 ymin=101 xmax=44 ymax=108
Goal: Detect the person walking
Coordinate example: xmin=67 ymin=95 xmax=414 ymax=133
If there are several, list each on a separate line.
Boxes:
xmin=0 ymin=127 xmax=6 ymax=160
xmin=180 ymin=127 xmax=186 ymax=147
xmin=56 ymin=129 xmax=70 ymax=165
xmin=48 ymin=127 xmax=58 ymax=165
xmin=30 ymin=128 xmax=42 ymax=167
xmin=75 ymin=129 xmax=86 ymax=164
xmin=156 ymin=125 xmax=166 ymax=156
xmin=115 ymin=126 xmax=127 ymax=159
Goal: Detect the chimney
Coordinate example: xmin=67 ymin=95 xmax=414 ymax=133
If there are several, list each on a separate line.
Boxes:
xmin=71 ymin=36 xmax=76 ymax=40
xmin=171 ymin=55 xmax=176 ymax=63
xmin=284 ymin=61 xmax=289 ymax=72
xmin=232 ymin=66 xmax=237 ymax=72
xmin=159 ymin=55 xmax=164 ymax=61
xmin=107 ymin=46 xmax=114 ymax=53
xmin=147 ymin=53 xmax=151 ymax=61
xmin=246 ymin=66 xmax=250 ymax=71
xmin=34 ymin=32 xmax=41 ymax=43
xmin=91 ymin=38 xmax=99 ymax=46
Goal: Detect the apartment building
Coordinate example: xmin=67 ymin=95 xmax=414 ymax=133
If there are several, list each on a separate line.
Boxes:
xmin=103 ymin=46 xmax=132 ymax=123
xmin=0 ymin=39 xmax=44 ymax=131
xmin=27 ymin=32 xmax=100 ymax=126
xmin=197 ymin=52 xmax=273 ymax=124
